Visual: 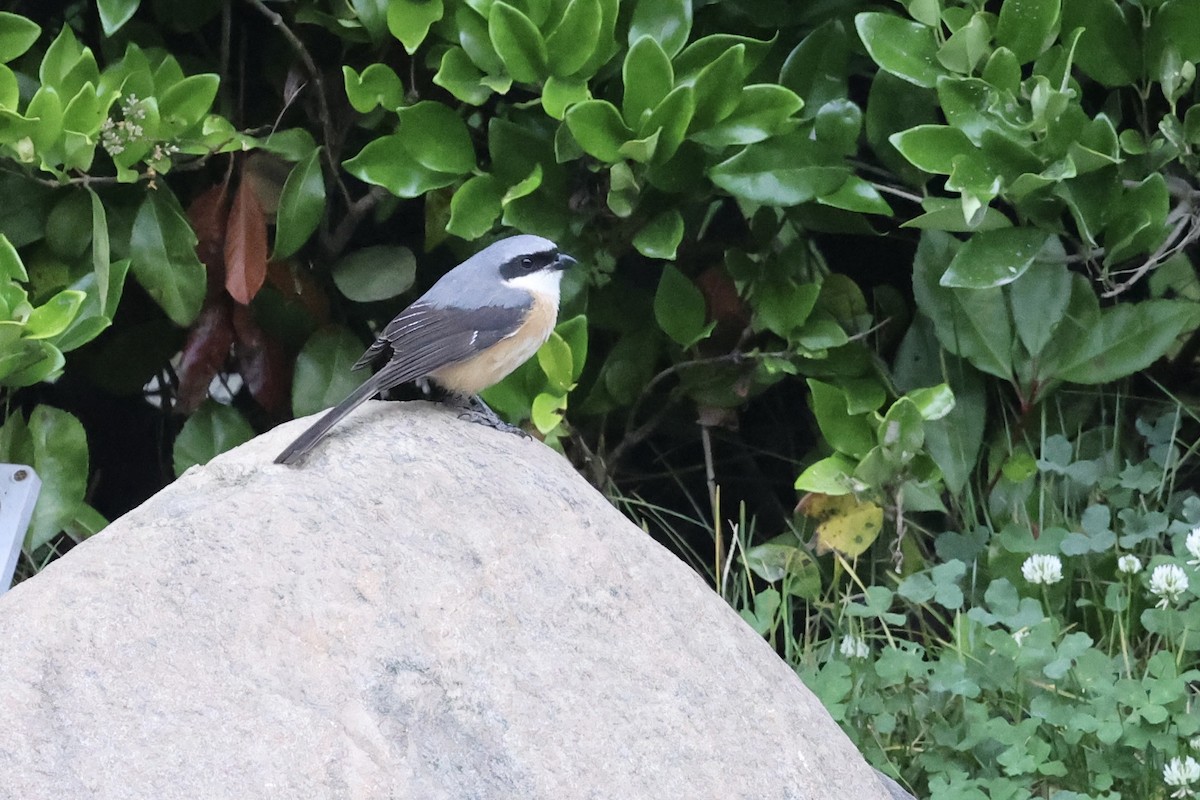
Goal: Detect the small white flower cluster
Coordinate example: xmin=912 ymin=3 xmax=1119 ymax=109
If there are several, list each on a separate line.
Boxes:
xmin=1022 ymin=554 xmax=1063 ymax=585
xmin=839 ymin=634 xmax=869 ymax=660
xmin=1117 ymin=554 xmax=1143 ymax=575
xmin=1151 ymin=564 xmax=1189 ymax=608
xmin=1187 ymin=527 xmax=1200 ymax=567
xmin=1164 ymin=754 xmax=1200 ymax=798
xmin=101 ymin=93 xmax=149 ymax=156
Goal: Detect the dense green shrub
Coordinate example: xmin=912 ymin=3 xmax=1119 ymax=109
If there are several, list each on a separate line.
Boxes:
xmin=1 ymin=0 xmax=1199 ymax=795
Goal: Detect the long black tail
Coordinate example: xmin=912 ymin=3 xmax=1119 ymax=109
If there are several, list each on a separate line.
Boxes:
xmin=273 ymin=373 xmax=387 ymax=465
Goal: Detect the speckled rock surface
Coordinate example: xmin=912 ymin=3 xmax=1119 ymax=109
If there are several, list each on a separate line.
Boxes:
xmin=0 ymin=401 xmax=895 ymax=800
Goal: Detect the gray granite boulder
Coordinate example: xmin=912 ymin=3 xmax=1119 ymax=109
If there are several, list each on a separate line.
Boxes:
xmin=0 ymin=400 xmax=898 ymax=799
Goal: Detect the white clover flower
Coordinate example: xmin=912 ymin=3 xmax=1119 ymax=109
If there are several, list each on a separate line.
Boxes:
xmin=839 ymin=635 xmax=869 ymax=660
xmin=1187 ymin=527 xmax=1200 ymax=567
xmin=1022 ymin=554 xmax=1063 ymax=585
xmin=1118 ymin=554 xmax=1143 ymax=575
xmin=1164 ymin=755 xmax=1200 ymax=797
xmin=1191 ymin=736 xmax=1200 ymax=751
xmin=1151 ymin=564 xmax=1190 ymax=608
xmin=1013 ymin=628 xmax=1029 ymax=647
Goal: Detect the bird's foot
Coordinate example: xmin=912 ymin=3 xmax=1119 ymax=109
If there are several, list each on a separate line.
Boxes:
xmin=442 ymin=393 xmax=531 ymax=439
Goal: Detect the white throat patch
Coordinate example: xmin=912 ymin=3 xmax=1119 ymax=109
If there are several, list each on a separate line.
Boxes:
xmin=505 ymin=268 xmax=565 ymax=298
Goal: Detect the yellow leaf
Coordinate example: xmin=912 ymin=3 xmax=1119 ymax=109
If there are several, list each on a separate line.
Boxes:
xmin=799 ymin=493 xmax=884 ymax=557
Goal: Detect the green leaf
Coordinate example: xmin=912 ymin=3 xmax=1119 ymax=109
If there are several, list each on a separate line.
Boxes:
xmin=912 ymin=230 xmax=1014 ymax=380
xmin=344 ymin=134 xmax=459 ymax=197
xmin=530 ymin=391 xmax=567 ymax=434
xmin=331 ymin=245 xmax=417 ymax=303
xmin=654 ymin=264 xmax=708 ymax=347
xmin=99 ymin=0 xmax=141 ymax=35
xmin=291 ymin=327 xmax=370 ymax=418
xmin=690 ymin=84 xmax=803 ymax=148
xmin=342 ymin=64 xmax=404 ymax=113
xmin=129 ymin=189 xmax=206 ymax=327
xmin=1061 ymin=0 xmax=1139 ymax=86
xmin=433 ymin=47 xmax=492 ymax=105
xmin=941 ymin=228 xmax=1053 ymax=288
xmin=640 ymin=84 xmax=693 ymax=162
xmin=685 ymin=44 xmax=745 ymax=132
xmin=674 ymin=33 xmax=773 ymax=77
xmin=817 ymin=176 xmax=893 ymax=216
xmin=447 ymin=174 xmax=503 ymax=240
xmin=273 ymin=147 xmax=326 ymax=260
xmin=890 ymin=125 xmax=976 ymax=174
xmin=397 ymin=101 xmax=476 ymax=174
xmin=794 ymin=453 xmax=857 ymax=494
xmin=906 ymin=383 xmax=955 ymax=421
xmin=814 ymin=98 xmax=862 ymax=155
xmin=541 ymin=75 xmax=589 ymax=119
xmin=633 ymin=209 xmax=684 ymax=260
xmin=556 ymin=315 xmax=588 ymax=382
xmin=1042 ymin=276 xmax=1200 ymax=383
xmin=489 ymin=1 xmax=548 ymax=83
xmin=537 ymin=331 xmax=574 ymax=392
xmin=26 ymin=405 xmax=88 ymax=550
xmin=622 ymin=35 xmax=673 ymax=128
xmin=545 ymin=0 xmax=601 ymax=76
xmin=628 ymin=0 xmax=691 ymax=58
xmin=172 ymin=401 xmax=254 ymax=477
xmin=877 ymin=397 xmax=924 ymax=466
xmin=808 ymin=379 xmax=875 ymax=459
xmin=996 ymin=0 xmax=1061 ymax=64
xmin=855 ymin=11 xmax=948 ymax=88
xmin=710 ymin=134 xmax=848 ymax=206
xmin=564 ymin=99 xmax=631 ymax=162
xmin=159 ymin=73 xmax=218 ymax=134
xmin=387 ymin=0 xmax=444 ymax=53
xmin=25 ymin=290 xmax=85 ymax=339
xmin=0 ymin=233 xmax=27 ymax=280
xmin=938 ymin=12 xmax=992 ymax=74
xmin=1008 ymin=258 xmax=1072 ymax=357
xmin=780 ymin=20 xmax=849 ymax=117
xmin=0 ymin=12 xmax=40 ymax=63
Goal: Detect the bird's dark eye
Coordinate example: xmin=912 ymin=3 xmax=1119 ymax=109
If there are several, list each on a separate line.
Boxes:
xmin=522 ymin=257 xmax=534 ymax=269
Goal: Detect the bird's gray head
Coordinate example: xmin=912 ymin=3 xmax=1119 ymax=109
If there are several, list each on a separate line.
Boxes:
xmin=425 ymin=234 xmax=577 ymax=307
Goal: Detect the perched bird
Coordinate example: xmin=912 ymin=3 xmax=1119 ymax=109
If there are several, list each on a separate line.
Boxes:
xmin=275 ymin=235 xmax=576 ymax=464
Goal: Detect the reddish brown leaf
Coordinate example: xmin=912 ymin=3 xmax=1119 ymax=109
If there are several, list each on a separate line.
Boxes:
xmin=232 ymin=305 xmax=290 ymax=415
xmin=176 ymin=298 xmax=235 ymax=415
xmin=187 ymin=183 xmax=230 ymax=295
xmin=225 ymin=178 xmax=269 ymax=304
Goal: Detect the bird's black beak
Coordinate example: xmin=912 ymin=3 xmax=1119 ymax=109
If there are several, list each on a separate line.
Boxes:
xmin=554 ymin=253 xmax=577 ymax=271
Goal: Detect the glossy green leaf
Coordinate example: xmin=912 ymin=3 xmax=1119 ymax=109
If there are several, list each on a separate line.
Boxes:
xmin=640 ymin=84 xmax=693 ymax=162
xmin=448 ymin=174 xmax=503 ymax=239
xmin=623 ymin=36 xmax=673 ymax=128
xmin=686 ymin=44 xmax=744 ymax=132
xmin=890 ymin=125 xmax=976 ymax=174
xmin=25 ymin=405 xmax=88 ymax=550
xmin=433 ymin=47 xmax=493 ymax=105
xmin=501 ymin=163 xmax=542 ymax=205
xmin=654 ymin=264 xmax=709 ymax=347
xmin=536 ymin=331 xmax=574 ymax=393
xmin=1008 ymin=258 xmax=1072 ymax=357
xmin=564 ymin=99 xmax=631 ymax=162
xmin=172 ymin=401 xmax=255 ymax=476
xmin=530 ymin=391 xmax=567 ymax=434
xmin=912 ymin=230 xmax=1014 ymax=380
xmin=876 ymin=397 xmax=924 ymax=466
xmin=274 ymin=147 xmax=326 ymax=260
xmin=0 ymin=233 xmax=26 ymax=281
xmin=556 ymin=314 xmax=588 ymax=382
xmin=780 ymin=20 xmax=849 ymax=118
xmin=938 ymin=12 xmax=992 ymax=74
xmin=809 ymin=379 xmax=875 ymax=459
xmin=129 ymin=189 xmax=206 ymax=327
xmin=628 ymin=0 xmax=691 ymax=58
xmin=541 ymin=75 xmax=589 ymax=119
xmin=817 ymin=176 xmax=893 ymax=216
xmin=0 ymin=12 xmax=40 ymax=63
xmin=690 ymin=84 xmax=803 ymax=147
xmin=344 ymin=134 xmax=459 ymax=197
xmin=25 ymin=290 xmax=85 ymax=339
xmin=332 ymin=245 xmax=417 ymax=302
xmin=545 ymin=0 xmax=601 ymax=76
xmin=794 ymin=453 xmax=857 ymax=494
xmin=342 ymin=64 xmax=404 ymax=113
xmin=814 ymin=98 xmax=862 ymax=155
xmin=99 ymin=0 xmax=140 ymax=35
xmin=855 ymin=12 xmax=948 ymax=88
xmin=996 ymin=0 xmax=1061 ymax=63
xmin=710 ymin=134 xmax=848 ymax=206
xmin=674 ymin=33 xmax=773 ymax=78
xmin=1061 ymin=0 xmax=1139 ymax=86
xmin=941 ymin=228 xmax=1053 ymax=288
xmin=1042 ymin=276 xmax=1200 ymax=383
xmin=906 ymin=383 xmax=956 ymax=421
xmin=387 ymin=0 xmax=444 ymax=53
xmin=633 ymin=209 xmax=684 ymax=260
xmin=397 ymin=101 xmax=476 ymax=174
xmin=489 ymin=1 xmax=548 ymax=83
xmin=291 ymin=327 xmax=370 ymax=418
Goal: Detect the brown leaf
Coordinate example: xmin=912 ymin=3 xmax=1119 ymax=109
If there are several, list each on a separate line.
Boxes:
xmin=176 ymin=298 xmax=235 ymax=415
xmin=225 ymin=178 xmax=269 ymax=305
xmin=187 ymin=183 xmax=230 ymax=295
xmin=232 ymin=305 xmax=290 ymax=415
